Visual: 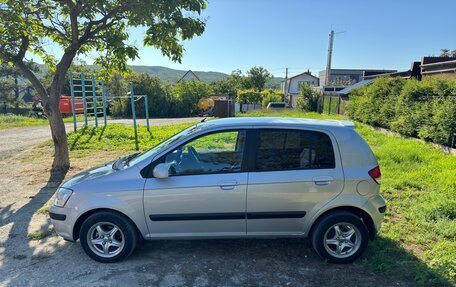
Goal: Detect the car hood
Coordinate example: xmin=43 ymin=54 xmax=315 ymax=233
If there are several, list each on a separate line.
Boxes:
xmin=61 ymin=161 xmax=116 ymax=189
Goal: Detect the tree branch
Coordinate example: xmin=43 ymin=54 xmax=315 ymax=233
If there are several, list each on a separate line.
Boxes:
xmin=15 ymin=36 xmax=29 ymax=61
xmin=10 ymin=58 xmax=48 ymax=99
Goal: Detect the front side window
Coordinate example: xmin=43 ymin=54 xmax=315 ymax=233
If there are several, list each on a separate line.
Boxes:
xmin=255 ymin=129 xmax=335 ymax=171
xmin=164 ymin=130 xmax=246 ymax=176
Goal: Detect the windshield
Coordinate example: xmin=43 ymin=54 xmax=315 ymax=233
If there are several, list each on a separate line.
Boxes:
xmin=127 ymin=123 xmax=203 ymax=166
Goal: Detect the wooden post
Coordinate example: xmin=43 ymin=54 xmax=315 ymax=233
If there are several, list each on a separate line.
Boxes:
xmin=328 ymin=95 xmax=332 ymax=115
xmin=337 ymin=96 xmax=341 ymax=114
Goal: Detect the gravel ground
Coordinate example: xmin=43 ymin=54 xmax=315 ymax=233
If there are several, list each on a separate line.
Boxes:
xmin=0 ymin=118 xmax=200 ymax=161
xmin=0 ymin=121 xmax=410 ymax=287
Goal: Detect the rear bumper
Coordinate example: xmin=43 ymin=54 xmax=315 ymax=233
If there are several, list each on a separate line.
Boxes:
xmin=363 ymin=193 xmax=387 ymax=234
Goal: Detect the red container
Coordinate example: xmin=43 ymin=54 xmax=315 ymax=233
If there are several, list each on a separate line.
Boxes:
xmin=59 ymin=96 xmax=84 ymax=115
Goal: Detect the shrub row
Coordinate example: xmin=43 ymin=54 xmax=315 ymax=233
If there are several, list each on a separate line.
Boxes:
xmin=236 ymin=88 xmax=284 ymax=107
xmin=110 ymin=74 xmax=213 ymax=118
xmin=347 ymin=77 xmax=456 ymax=147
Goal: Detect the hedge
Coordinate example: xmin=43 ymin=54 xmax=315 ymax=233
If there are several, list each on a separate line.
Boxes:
xmin=347 ymin=77 xmax=456 ymax=147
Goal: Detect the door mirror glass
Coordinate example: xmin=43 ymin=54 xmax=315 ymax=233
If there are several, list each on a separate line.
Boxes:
xmin=153 ymin=163 xmax=170 ymax=178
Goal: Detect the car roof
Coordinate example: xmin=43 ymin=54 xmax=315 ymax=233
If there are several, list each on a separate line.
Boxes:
xmin=199 ymin=117 xmax=355 ymax=129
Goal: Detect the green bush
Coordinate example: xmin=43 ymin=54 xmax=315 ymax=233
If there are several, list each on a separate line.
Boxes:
xmin=347 ymin=76 xmax=456 ymax=146
xmin=260 ymin=89 xmax=284 ymax=107
xmin=347 ymin=77 xmax=405 ymax=128
xmin=297 ymin=83 xmax=320 ymax=112
xmin=236 ymin=89 xmax=262 ymax=104
xmin=109 ymin=74 xmax=213 ymax=118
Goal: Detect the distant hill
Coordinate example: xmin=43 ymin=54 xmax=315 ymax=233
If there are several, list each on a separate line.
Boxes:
xmin=129 ymin=65 xmax=229 ymax=83
xmin=35 ymin=64 xmax=283 ymax=87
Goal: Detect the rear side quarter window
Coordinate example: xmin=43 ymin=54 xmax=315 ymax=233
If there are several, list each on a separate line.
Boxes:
xmin=254 ymin=129 xmax=335 ymax=171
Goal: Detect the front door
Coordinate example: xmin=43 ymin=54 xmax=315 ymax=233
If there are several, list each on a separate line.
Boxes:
xmin=246 ymin=128 xmax=344 ymax=235
xmin=143 ymin=129 xmax=248 ymax=238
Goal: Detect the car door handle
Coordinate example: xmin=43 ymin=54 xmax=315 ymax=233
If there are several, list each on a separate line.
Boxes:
xmin=312 ymin=176 xmax=334 ymax=186
xmin=218 ymin=181 xmax=238 ymax=190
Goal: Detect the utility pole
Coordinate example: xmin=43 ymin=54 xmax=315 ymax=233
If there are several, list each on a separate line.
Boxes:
xmin=325 ymin=30 xmax=335 ymax=87
xmin=284 ymin=67 xmax=289 ymax=106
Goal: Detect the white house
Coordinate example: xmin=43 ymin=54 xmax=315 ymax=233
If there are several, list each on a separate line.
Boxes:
xmin=280 ymin=71 xmax=319 ymax=108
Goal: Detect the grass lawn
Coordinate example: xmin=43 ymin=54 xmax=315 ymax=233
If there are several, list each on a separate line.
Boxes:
xmin=0 ymin=114 xmax=87 ymax=129
xmin=0 ymin=114 xmax=48 ymax=129
xmin=54 ymin=110 xmax=454 ymax=285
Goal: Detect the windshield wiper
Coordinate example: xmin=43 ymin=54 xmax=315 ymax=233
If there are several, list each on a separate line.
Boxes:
xmin=112 ymin=152 xmax=140 ymax=170
xmin=125 ymin=152 xmax=140 ymax=166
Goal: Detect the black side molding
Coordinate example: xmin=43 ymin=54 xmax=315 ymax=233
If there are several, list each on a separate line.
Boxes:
xmin=50 ymin=212 xmax=66 ymax=221
xmin=149 ymin=211 xmax=306 ymax=221
xmin=247 ymin=211 xmax=306 ymax=219
xmin=149 ymin=212 xmax=245 ymax=221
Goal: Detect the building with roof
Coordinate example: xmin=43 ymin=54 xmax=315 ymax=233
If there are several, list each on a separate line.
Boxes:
xmin=280 ymin=71 xmax=319 ymax=108
xmin=177 ymin=70 xmax=201 ymax=82
xmin=318 ymin=69 xmax=396 ymax=93
xmin=420 ymin=57 xmax=456 ymax=77
xmin=363 ymin=57 xmax=456 ymax=81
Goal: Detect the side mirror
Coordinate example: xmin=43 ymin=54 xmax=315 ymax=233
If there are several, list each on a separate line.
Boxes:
xmin=153 ymin=163 xmax=170 ymax=179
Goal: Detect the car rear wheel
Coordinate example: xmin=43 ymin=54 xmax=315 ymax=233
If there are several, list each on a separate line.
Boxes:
xmin=79 ymin=211 xmax=137 ymax=263
xmin=311 ymin=211 xmax=368 ymax=263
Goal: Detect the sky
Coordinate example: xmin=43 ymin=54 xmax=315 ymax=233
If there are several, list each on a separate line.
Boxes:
xmin=37 ymin=0 xmax=456 ymax=78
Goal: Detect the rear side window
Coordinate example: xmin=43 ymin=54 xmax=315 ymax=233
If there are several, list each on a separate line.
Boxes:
xmin=254 ymin=129 xmax=335 ymax=171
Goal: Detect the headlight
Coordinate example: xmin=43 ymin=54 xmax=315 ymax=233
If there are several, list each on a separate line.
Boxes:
xmin=54 ymin=187 xmax=73 ymax=207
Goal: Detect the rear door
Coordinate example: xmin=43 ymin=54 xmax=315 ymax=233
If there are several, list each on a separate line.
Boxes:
xmin=246 ymin=128 xmax=344 ymax=235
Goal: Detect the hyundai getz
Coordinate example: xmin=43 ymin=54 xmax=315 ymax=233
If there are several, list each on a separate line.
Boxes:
xmin=50 ymin=117 xmax=386 ymax=263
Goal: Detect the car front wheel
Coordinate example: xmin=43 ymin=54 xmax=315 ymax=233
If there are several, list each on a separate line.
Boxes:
xmin=79 ymin=211 xmax=138 ymax=263
xmin=311 ymin=211 xmax=369 ymax=263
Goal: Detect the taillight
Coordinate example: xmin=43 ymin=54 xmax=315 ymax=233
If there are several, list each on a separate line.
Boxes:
xmin=368 ymin=166 xmax=381 ymax=184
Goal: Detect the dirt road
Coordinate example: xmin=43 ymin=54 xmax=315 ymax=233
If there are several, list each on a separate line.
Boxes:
xmin=0 ymin=118 xmax=200 ymax=161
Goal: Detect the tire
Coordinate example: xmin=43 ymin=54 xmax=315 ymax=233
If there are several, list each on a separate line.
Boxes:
xmin=311 ymin=211 xmax=369 ymax=264
xmin=79 ymin=211 xmax=138 ymax=263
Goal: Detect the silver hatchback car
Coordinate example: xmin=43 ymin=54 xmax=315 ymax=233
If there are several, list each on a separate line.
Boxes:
xmin=50 ymin=117 xmax=386 ymax=263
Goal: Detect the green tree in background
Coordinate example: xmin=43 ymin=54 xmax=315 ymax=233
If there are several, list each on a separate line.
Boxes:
xmin=0 ymin=0 xmax=207 ymax=172
xmin=173 ymin=80 xmax=213 ymax=115
xmin=211 ymin=70 xmax=245 ymax=98
xmin=439 ymin=49 xmax=456 ymax=57
xmin=245 ymin=66 xmax=272 ymax=91
xmin=237 ymin=89 xmax=262 ymax=104
xmin=296 ymin=82 xmax=320 ymax=112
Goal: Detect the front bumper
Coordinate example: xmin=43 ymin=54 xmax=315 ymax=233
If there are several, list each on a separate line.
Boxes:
xmin=49 ymin=205 xmax=74 ymax=242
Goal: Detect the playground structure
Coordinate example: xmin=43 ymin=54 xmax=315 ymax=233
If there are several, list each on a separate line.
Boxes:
xmin=69 ymin=72 xmax=150 ymax=150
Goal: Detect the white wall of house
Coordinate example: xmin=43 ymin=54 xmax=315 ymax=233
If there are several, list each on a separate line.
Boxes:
xmin=281 ymin=74 xmax=319 ymax=95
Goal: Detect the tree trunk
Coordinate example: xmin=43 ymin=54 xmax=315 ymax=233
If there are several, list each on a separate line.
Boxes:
xmin=13 ymin=55 xmax=73 ymax=173
xmin=43 ymin=93 xmax=70 ymax=172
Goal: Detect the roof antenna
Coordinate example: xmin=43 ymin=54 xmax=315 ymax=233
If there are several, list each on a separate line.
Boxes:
xmin=200 ymin=116 xmax=207 ymax=122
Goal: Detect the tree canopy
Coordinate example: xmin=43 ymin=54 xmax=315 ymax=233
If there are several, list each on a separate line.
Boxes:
xmin=245 ymin=66 xmax=272 ymax=91
xmin=0 ymin=0 xmax=207 ymax=172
